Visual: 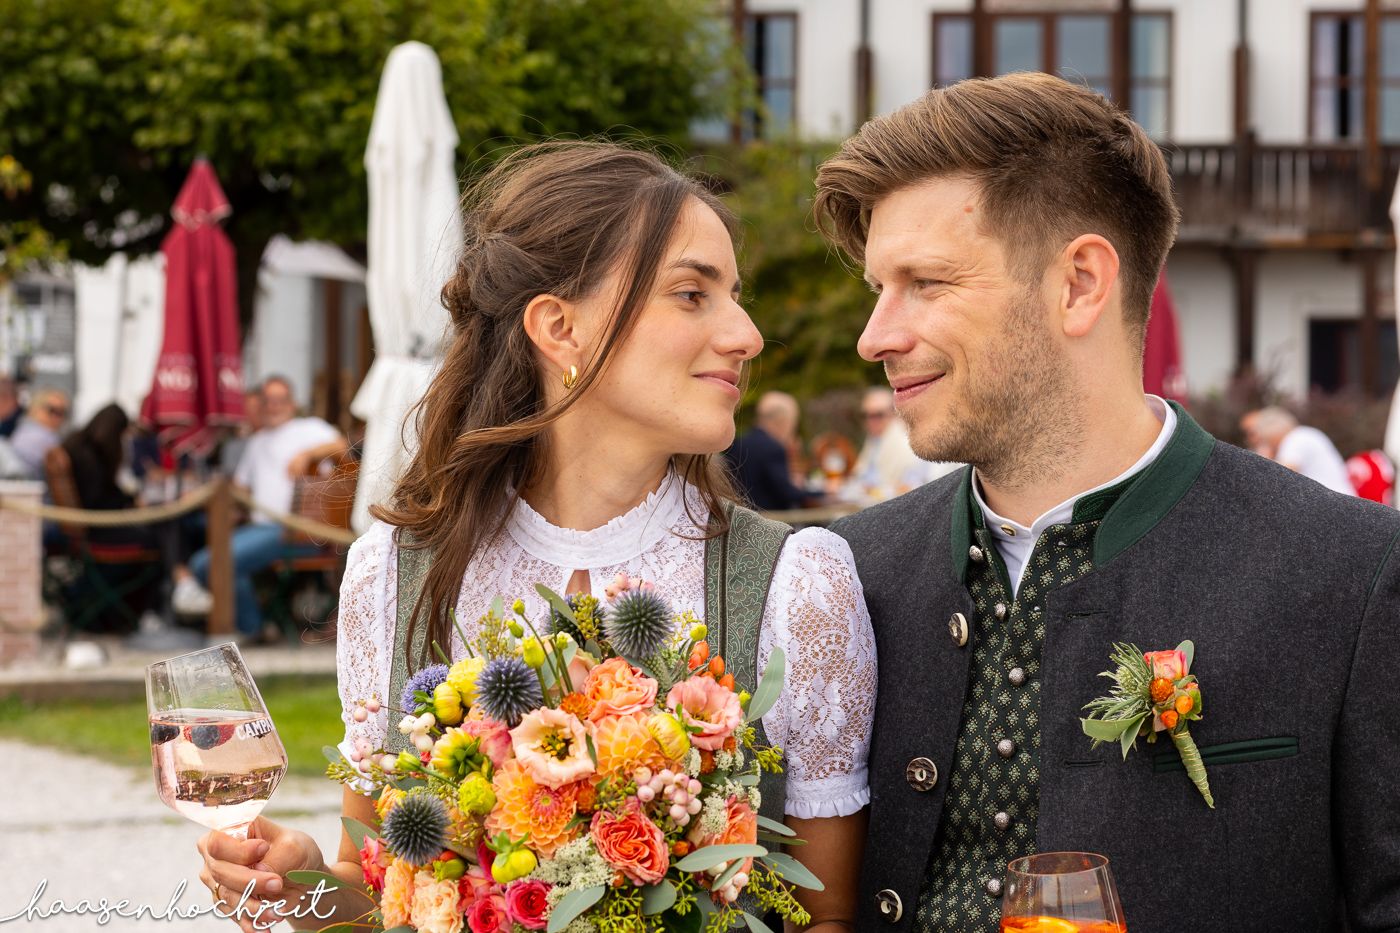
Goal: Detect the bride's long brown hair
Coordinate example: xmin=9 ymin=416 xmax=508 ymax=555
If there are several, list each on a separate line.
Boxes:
xmin=373 ymin=141 xmax=740 ymax=671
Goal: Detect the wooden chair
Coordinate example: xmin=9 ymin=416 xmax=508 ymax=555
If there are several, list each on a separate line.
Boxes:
xmin=263 ymin=452 xmax=359 ymax=638
xmin=42 ymin=446 xmax=162 ymax=631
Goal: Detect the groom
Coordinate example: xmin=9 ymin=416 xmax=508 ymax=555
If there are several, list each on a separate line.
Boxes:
xmin=819 ymin=73 xmax=1400 ymax=932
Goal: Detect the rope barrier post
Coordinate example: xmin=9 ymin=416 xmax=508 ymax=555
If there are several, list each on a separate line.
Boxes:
xmin=207 ymin=477 xmax=235 ymax=636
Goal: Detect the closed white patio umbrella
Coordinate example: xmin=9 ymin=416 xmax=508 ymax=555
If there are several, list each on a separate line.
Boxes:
xmin=351 ymin=41 xmax=462 ymax=533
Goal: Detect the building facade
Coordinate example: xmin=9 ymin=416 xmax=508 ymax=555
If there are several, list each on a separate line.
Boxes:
xmin=737 ymin=0 xmax=1400 ymax=399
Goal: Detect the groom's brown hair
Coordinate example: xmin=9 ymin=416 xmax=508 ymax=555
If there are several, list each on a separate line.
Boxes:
xmin=813 ymin=72 xmax=1180 ymax=345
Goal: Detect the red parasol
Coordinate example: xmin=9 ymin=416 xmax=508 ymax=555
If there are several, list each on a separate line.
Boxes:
xmin=140 ymin=158 xmax=244 ymax=455
xmin=1143 ymin=275 xmax=1187 ymax=403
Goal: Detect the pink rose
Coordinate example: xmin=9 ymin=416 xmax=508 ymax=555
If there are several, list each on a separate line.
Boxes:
xmin=505 ymin=879 xmax=553 ymax=930
xmin=459 ymin=717 xmax=513 ymax=770
xmin=582 ymin=657 xmax=659 ymax=721
xmin=590 ymin=797 xmax=670 ymax=885
xmin=1145 ymin=649 xmax=1188 ymax=681
xmin=666 ymin=675 xmax=743 ymax=751
xmin=359 ymin=836 xmax=389 ymax=892
xmin=566 ymin=649 xmax=598 ymax=692
xmin=467 ymin=893 xmax=511 ymax=933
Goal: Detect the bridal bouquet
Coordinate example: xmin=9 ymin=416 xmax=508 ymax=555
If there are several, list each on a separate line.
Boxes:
xmin=304 ymin=576 xmax=818 ymax=933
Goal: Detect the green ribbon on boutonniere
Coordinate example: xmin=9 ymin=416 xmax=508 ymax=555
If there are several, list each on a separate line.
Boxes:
xmin=1080 ymin=639 xmax=1214 ymax=808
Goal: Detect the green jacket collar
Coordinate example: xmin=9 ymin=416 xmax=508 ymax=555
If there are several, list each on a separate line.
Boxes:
xmin=950 ymin=402 xmax=1216 ymax=580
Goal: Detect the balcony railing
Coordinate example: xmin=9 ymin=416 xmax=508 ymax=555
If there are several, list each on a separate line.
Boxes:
xmin=1165 ymin=140 xmax=1400 ymax=246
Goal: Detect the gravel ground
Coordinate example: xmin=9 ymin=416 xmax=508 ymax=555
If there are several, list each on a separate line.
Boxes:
xmin=0 ymin=739 xmax=347 ymax=932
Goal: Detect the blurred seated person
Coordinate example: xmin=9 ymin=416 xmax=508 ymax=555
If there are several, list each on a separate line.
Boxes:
xmin=844 ymin=387 xmax=958 ymax=503
xmin=171 ymin=375 xmax=347 ymax=641
xmin=60 ymin=403 xmax=157 ymax=549
xmin=10 ymin=386 xmax=69 ymax=479
xmin=725 ymin=390 xmax=812 ymax=511
xmin=1241 ymin=406 xmax=1356 ymax=497
xmin=218 ymin=388 xmax=263 ymax=475
xmin=0 ymin=377 xmax=20 ymax=437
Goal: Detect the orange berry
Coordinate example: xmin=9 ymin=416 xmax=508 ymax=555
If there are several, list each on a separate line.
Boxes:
xmin=699 ymin=750 xmax=716 ymax=774
xmin=1174 ymin=694 xmax=1193 ymax=716
xmin=671 ymin=840 xmax=692 ymax=856
xmin=1149 ymin=677 xmax=1174 ymax=704
xmin=709 ymin=656 xmax=726 ymax=678
xmin=717 ymin=673 xmax=736 ymax=691
xmin=722 ymin=735 xmax=737 ymax=753
xmin=689 ymin=641 xmax=710 ymax=669
xmin=1160 ymin=709 xmax=1179 ymax=730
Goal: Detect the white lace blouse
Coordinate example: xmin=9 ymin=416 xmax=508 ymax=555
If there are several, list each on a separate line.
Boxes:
xmin=336 ymin=478 xmax=876 ymax=819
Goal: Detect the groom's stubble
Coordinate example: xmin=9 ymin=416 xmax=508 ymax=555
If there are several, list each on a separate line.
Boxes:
xmin=896 ymin=282 xmax=1085 ymax=492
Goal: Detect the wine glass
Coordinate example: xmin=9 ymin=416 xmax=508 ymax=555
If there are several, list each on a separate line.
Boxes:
xmin=999 ymin=852 xmax=1127 ymax=933
xmin=146 ymin=643 xmax=288 ymax=840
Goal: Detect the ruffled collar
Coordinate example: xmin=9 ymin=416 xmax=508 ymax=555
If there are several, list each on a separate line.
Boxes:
xmin=506 ymin=474 xmax=698 ymax=568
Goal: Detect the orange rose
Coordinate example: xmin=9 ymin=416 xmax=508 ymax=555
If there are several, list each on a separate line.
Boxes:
xmin=687 ymin=795 xmax=759 ymax=876
xmin=590 ymin=798 xmax=669 ymax=885
xmin=582 ymin=657 xmax=658 ymax=721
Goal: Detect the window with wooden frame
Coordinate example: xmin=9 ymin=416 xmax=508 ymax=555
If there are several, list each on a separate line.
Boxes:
xmin=743 ymin=12 xmax=798 ymax=140
xmin=930 ymin=10 xmax=1171 ymax=138
xmin=1309 ymin=11 xmax=1400 ymax=142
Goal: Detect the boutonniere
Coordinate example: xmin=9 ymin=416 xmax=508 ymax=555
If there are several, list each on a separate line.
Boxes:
xmin=1080 ymin=640 xmax=1214 ymax=808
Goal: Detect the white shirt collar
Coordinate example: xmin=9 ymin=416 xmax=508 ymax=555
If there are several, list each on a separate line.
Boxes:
xmin=973 ymin=395 xmax=1177 ymax=544
xmin=506 ymin=473 xmax=697 ymax=569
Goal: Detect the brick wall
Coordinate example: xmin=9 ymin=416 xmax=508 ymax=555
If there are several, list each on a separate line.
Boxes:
xmin=0 ymin=480 xmax=44 ymax=665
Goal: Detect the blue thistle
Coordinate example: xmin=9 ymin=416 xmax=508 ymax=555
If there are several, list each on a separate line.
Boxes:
xmin=380 ymin=791 xmax=449 ymax=865
xmin=476 ymin=656 xmax=543 ymax=726
xmin=400 ymin=663 xmax=449 ymax=714
xmin=605 ymin=589 xmax=673 ymax=659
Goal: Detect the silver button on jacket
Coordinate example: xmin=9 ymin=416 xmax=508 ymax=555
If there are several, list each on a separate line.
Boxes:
xmin=876 ymin=888 xmax=903 ymax=922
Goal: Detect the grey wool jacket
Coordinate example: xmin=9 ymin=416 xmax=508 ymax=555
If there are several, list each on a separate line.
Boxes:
xmin=831 ymin=405 xmax=1400 ymax=933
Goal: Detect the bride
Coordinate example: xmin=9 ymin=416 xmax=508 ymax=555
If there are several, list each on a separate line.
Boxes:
xmin=196 ymin=140 xmax=876 ymax=931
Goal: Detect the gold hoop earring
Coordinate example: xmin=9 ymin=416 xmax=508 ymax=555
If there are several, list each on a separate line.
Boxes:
xmin=562 ymin=365 xmax=579 ymax=391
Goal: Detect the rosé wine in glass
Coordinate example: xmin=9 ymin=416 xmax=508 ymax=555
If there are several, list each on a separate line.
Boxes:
xmin=146 ymin=644 xmax=288 ymax=840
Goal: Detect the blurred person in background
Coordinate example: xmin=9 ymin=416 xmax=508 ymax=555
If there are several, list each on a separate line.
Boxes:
xmin=218 ymin=388 xmax=264 ymax=475
xmin=846 ymin=386 xmax=956 ymax=503
xmin=170 ymin=375 xmax=347 ymax=640
xmin=10 ymin=386 xmax=69 ymax=479
xmin=60 ymin=402 xmax=156 ymax=549
xmin=1241 ymin=406 xmax=1355 ymax=496
xmin=726 ymin=389 xmax=811 ymax=510
xmin=0 ymin=376 xmax=20 ymax=437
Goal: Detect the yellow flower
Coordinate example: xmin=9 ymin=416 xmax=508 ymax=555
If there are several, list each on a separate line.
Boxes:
xmin=458 ymin=772 xmax=496 ymax=816
xmin=380 ymin=860 xmax=416 ymax=930
xmin=521 ymin=637 xmax=546 ymax=669
xmin=592 ymin=714 xmax=672 ymax=780
xmin=376 ymin=786 xmax=406 ymax=823
xmin=447 ymin=657 xmax=486 ymax=706
xmin=409 ymin=871 xmax=462 ymax=933
xmin=486 ymin=759 xmax=582 ymax=857
xmin=646 ymin=711 xmax=691 ymax=761
xmin=432 ymin=682 xmax=464 ymax=726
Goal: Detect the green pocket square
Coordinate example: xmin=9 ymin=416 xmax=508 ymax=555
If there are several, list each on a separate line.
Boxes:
xmin=1152 ymin=736 xmax=1298 ymax=773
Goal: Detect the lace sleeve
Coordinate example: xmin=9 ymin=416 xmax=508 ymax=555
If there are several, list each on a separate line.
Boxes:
xmin=336 ymin=520 xmax=398 ymax=764
xmin=759 ymin=527 xmax=876 ymax=819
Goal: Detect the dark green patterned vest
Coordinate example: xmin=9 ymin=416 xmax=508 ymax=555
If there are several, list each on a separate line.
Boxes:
xmin=384 ymin=503 xmax=792 ymax=831
xmin=914 ymin=478 xmax=1133 ymax=932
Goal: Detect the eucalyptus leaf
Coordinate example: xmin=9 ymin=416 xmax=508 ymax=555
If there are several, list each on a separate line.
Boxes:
xmin=285 ymin=870 xmax=354 ymax=895
xmin=733 ymin=772 xmax=761 ymax=786
xmin=758 ymin=832 xmax=806 ymax=846
xmin=1178 ymin=639 xmax=1195 ymax=672
xmin=714 ymin=856 xmax=746 ymax=891
xmin=755 ymin=815 xmax=795 ymax=836
xmin=491 ymin=595 xmax=505 ymax=619
xmin=1081 ymin=718 xmax=1132 ymax=743
xmin=640 ymin=880 xmax=678 ymax=914
xmin=322 ymin=744 xmax=351 ymax=766
xmin=537 ymin=584 xmax=577 ymax=624
xmin=664 ymin=905 xmax=705 ymax=932
xmin=674 ymin=844 xmax=768 ymax=873
xmin=547 ymin=885 xmax=607 ymax=933
xmin=746 ymin=646 xmax=786 ymax=723
xmin=743 ymin=912 xmax=778 ymax=933
xmin=341 ymin=817 xmax=377 ymax=851
xmin=306 ymin=925 xmax=362 ymax=933
xmin=761 ymin=851 xmax=825 ymax=891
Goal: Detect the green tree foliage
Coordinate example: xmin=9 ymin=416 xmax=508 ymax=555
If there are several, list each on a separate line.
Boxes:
xmin=0 ymin=0 xmax=738 ymax=317
xmin=707 ymin=141 xmax=882 ymax=403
